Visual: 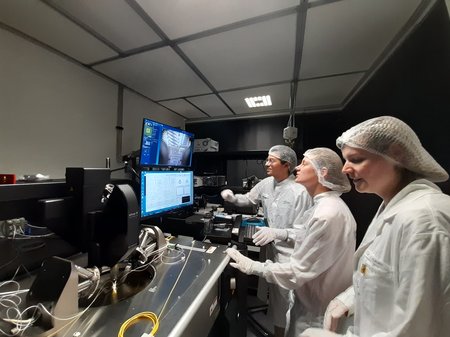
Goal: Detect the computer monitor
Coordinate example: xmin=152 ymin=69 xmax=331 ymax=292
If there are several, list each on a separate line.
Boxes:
xmin=139 ymin=118 xmax=194 ymax=168
xmin=140 ymin=170 xmax=194 ymax=218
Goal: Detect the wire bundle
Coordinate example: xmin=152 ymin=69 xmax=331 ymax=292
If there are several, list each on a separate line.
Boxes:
xmin=117 ymin=312 xmax=159 ymax=337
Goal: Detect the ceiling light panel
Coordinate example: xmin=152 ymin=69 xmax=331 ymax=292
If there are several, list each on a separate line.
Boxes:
xmin=0 ymin=0 xmax=117 ymax=64
xmin=300 ymin=0 xmax=422 ymax=79
xmin=93 ymin=46 xmax=212 ymax=100
xmin=245 ymin=95 xmax=272 ymax=108
xmin=48 ymin=0 xmax=162 ymax=51
xmin=179 ymin=14 xmax=297 ymax=90
xmin=186 ymin=95 xmax=234 ymax=117
xmin=159 ymin=99 xmax=207 ymax=119
xmin=135 ymin=0 xmax=299 ymax=39
xmin=295 ymin=73 xmax=364 ymax=108
xmin=220 ymin=83 xmax=290 ymax=115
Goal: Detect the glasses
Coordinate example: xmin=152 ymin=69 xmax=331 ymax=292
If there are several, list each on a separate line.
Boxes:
xmin=265 ymin=158 xmax=281 ymax=165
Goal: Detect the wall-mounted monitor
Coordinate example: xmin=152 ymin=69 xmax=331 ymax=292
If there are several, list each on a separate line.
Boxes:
xmin=139 ymin=118 xmax=194 ymax=168
xmin=140 ymin=170 xmax=194 ymax=218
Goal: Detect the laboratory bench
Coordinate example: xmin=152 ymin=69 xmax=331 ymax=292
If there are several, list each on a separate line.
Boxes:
xmin=0 ymin=236 xmax=249 ymax=337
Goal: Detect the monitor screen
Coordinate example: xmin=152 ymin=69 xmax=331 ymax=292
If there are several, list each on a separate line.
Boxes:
xmin=140 ymin=170 xmax=194 ymax=218
xmin=139 ymin=118 xmax=194 ymax=168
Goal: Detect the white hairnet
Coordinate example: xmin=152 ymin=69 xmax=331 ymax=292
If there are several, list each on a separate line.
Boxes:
xmin=336 ymin=116 xmax=448 ymax=182
xmin=268 ymin=145 xmax=297 ymax=172
xmin=303 ymin=148 xmax=351 ymax=193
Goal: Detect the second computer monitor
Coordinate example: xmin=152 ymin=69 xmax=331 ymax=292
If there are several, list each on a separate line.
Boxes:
xmin=140 ymin=170 xmax=194 ymax=219
xmin=139 ymin=118 xmax=194 ymax=168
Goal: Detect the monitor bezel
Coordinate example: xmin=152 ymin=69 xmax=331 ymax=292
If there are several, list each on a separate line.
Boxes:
xmin=140 ymin=170 xmax=194 ymax=219
xmin=138 ymin=118 xmax=194 ymax=168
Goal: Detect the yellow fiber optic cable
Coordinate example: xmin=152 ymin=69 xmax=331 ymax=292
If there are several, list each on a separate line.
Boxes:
xmin=118 ymin=311 xmax=159 ymax=337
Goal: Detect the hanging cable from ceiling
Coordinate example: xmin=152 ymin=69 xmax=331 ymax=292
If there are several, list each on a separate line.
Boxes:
xmin=284 ymin=82 xmax=298 ymax=147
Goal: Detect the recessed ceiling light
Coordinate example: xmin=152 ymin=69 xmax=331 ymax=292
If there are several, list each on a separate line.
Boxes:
xmin=245 ymin=95 xmax=272 ymax=108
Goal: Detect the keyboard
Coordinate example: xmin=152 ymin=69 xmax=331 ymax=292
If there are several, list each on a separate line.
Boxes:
xmin=239 ymin=217 xmax=267 ymax=243
xmin=242 ymin=225 xmax=258 ymax=241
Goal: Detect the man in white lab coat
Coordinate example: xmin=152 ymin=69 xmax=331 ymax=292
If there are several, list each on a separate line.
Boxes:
xmin=221 ymin=145 xmax=312 ymax=337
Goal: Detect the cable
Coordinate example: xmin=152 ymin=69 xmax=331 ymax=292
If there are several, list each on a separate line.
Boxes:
xmin=117 ymin=312 xmax=159 ymax=337
xmin=116 ymin=241 xmax=169 ymax=337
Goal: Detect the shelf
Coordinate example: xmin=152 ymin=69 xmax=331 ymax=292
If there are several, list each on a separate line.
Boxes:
xmin=0 ymin=181 xmax=67 ymax=202
xmin=193 ymin=150 xmax=267 ymax=160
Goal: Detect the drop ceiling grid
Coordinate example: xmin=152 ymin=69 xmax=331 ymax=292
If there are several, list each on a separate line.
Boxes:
xmin=123 ymin=89 xmax=181 ymax=122
xmin=299 ymin=0 xmax=423 ymax=79
xmin=93 ymin=46 xmax=212 ymax=101
xmin=295 ymin=73 xmax=364 ymax=108
xmin=186 ymin=95 xmax=234 ymax=117
xmin=219 ymin=83 xmax=291 ymax=115
xmin=179 ymin=14 xmax=297 ymax=91
xmin=159 ymin=99 xmax=206 ymax=119
xmin=135 ymin=0 xmax=300 ymax=40
xmin=48 ymin=0 xmax=162 ymax=51
xmin=0 ymin=1 xmax=117 ymax=64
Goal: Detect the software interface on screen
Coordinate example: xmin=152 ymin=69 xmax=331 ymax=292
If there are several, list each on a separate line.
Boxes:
xmin=139 ymin=119 xmax=194 ymax=167
xmin=140 ymin=170 xmax=194 ymax=218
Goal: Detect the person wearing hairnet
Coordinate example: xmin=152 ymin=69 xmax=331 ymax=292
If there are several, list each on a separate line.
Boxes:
xmin=226 ymin=147 xmax=356 ymax=337
xmin=301 ymin=116 xmax=450 ymax=337
xmin=221 ymin=145 xmax=312 ymax=337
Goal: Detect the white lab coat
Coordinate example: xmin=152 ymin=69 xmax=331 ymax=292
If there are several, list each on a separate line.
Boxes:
xmin=234 ymin=175 xmax=312 ymax=327
xmin=336 ymin=179 xmax=450 ymax=337
xmin=258 ymin=191 xmax=356 ymax=337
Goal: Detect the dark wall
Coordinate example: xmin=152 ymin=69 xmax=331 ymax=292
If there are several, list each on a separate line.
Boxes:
xmin=188 ymin=117 xmax=294 ymax=153
xmin=338 ymin=0 xmax=450 ymax=241
xmin=187 ymin=0 xmax=450 ymax=244
xmin=187 ymin=112 xmax=340 ymax=155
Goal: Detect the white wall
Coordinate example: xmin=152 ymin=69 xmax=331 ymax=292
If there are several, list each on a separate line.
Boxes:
xmin=0 ymin=28 xmax=184 ymax=180
xmin=122 ymin=89 xmax=185 ymax=156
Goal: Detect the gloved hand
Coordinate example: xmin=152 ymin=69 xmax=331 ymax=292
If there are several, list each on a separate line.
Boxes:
xmin=221 ymin=189 xmax=236 ymax=203
xmin=323 ymin=298 xmax=349 ymax=332
xmin=300 ymin=328 xmax=342 ymax=337
xmin=226 ymin=248 xmax=264 ymax=275
xmin=252 ymin=227 xmax=288 ymax=246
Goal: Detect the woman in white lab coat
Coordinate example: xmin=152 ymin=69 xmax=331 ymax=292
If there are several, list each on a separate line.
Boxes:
xmin=301 ymin=116 xmax=450 ymax=337
xmin=226 ymin=147 xmax=356 ymax=337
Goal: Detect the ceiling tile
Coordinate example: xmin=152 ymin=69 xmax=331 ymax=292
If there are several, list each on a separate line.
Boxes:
xmin=136 ymin=0 xmax=299 ymax=39
xmin=179 ymin=14 xmax=297 ymax=90
xmin=0 ymin=0 xmax=117 ymax=64
xmin=220 ymin=83 xmax=291 ymax=115
xmin=0 ymin=0 xmax=432 ymax=123
xmin=93 ymin=46 xmax=212 ymax=100
xmin=186 ymin=95 xmax=234 ymax=117
xmin=300 ymin=0 xmax=422 ymax=78
xmin=48 ymin=0 xmax=162 ymax=51
xmin=159 ymin=99 xmax=207 ymax=119
xmin=296 ymin=73 xmax=364 ymax=109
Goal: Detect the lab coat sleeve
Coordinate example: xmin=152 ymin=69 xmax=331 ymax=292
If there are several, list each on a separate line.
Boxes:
xmin=262 ymin=211 xmax=351 ymax=290
xmin=232 ymin=179 xmax=265 ymax=206
xmin=335 ymin=286 xmax=355 ymax=316
xmin=286 ymin=226 xmax=306 ymax=242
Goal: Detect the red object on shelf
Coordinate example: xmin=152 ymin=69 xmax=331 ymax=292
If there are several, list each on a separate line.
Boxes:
xmin=0 ymin=174 xmax=16 ymax=184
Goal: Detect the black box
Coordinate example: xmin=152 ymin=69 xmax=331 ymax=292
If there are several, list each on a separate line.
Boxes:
xmin=64 ymin=168 xmax=111 ymax=251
